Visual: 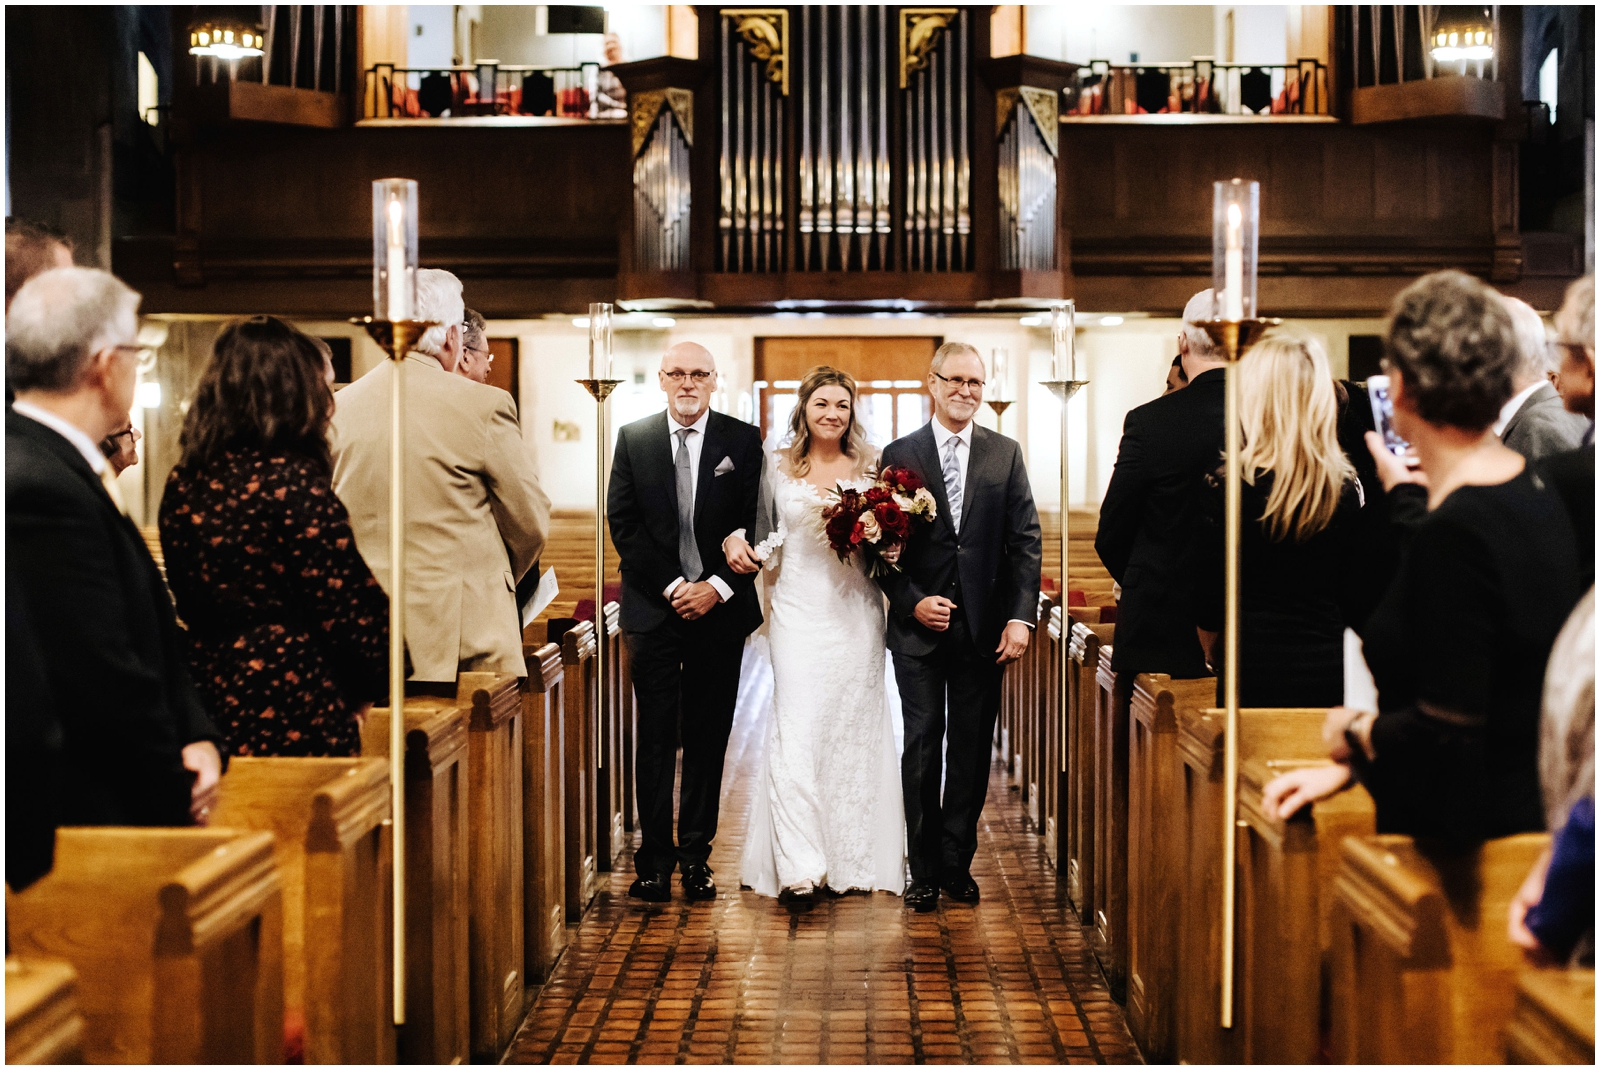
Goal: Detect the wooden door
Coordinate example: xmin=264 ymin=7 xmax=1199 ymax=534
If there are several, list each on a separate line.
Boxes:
xmin=753 ymin=336 xmax=940 ymax=447
xmin=486 ymin=337 xmax=519 ymax=410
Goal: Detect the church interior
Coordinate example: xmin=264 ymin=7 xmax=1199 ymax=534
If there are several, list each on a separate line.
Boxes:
xmin=4 ymin=3 xmax=1595 ymax=1066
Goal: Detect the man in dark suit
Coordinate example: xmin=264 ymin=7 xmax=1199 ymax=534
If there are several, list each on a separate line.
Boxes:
xmin=1540 ymin=276 xmax=1595 ymax=586
xmin=1095 ymin=289 xmax=1227 ymax=680
xmin=607 ymin=341 xmax=763 ymax=903
xmin=1498 ymin=295 xmax=1589 ymax=462
xmin=6 ymin=267 xmax=224 ymax=833
xmin=879 ymin=342 xmax=1043 ymax=911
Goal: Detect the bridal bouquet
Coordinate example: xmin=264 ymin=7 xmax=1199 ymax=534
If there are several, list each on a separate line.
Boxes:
xmin=821 ymin=465 xmax=938 ymax=577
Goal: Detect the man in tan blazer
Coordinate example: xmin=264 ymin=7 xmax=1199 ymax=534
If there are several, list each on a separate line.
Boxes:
xmin=332 ymin=269 xmax=549 ymax=682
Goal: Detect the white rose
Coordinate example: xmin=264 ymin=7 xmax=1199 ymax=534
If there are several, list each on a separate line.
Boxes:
xmin=914 ymin=487 xmax=937 ymax=517
xmin=893 ymin=492 xmax=914 ymax=512
xmin=860 ymin=509 xmax=881 ymax=542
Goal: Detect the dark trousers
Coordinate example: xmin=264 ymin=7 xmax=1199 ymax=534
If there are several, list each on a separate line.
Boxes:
xmin=626 ymin=616 xmax=744 ymax=878
xmin=892 ymin=617 xmax=1005 ymax=884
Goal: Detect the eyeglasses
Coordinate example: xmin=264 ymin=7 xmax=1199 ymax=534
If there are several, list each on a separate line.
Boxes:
xmin=105 ymin=428 xmax=136 ymax=443
xmin=663 ymin=369 xmax=713 ymax=383
xmin=932 ymin=371 xmax=985 ymax=393
xmin=112 ymin=344 xmax=156 ymax=360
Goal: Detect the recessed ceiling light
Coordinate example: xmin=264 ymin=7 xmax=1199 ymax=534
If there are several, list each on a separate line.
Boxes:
xmin=1100 ymin=316 xmax=1125 ymax=327
xmin=652 ymin=316 xmax=676 ymax=328
xmin=572 ymin=317 xmax=590 ymax=328
xmin=1019 ymin=316 xmax=1044 ymax=327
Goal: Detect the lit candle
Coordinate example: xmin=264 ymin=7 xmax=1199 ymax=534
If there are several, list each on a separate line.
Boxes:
xmin=992 ymin=347 xmax=1008 ymax=398
xmin=588 ymin=302 xmax=612 ymax=380
xmin=386 ymin=198 xmax=409 ymax=322
xmin=1223 ymin=202 xmax=1243 ymax=321
xmin=1050 ymin=303 xmax=1074 ymax=380
xmin=372 ymin=179 xmax=417 ymax=322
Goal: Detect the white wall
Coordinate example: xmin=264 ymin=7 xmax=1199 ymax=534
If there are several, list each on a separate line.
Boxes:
xmin=1024 ymin=5 xmax=1217 ymax=65
xmin=407 ymin=5 xmax=456 ymax=68
xmin=1214 ymin=5 xmax=1289 ymax=64
xmin=476 ymin=5 xmax=667 ymax=66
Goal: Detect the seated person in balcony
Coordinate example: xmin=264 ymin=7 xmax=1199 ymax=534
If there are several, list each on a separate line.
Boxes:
xmin=1496 ymin=294 xmax=1587 ymax=463
xmin=6 ymin=266 xmax=223 ymax=826
xmin=331 ymin=268 xmax=549 ymax=686
xmin=456 ymin=307 xmax=493 ymax=385
xmin=1264 ymin=271 xmax=1584 ymax=841
xmin=159 ymin=317 xmax=390 ymax=757
xmin=1095 ymin=288 xmax=1227 ymax=681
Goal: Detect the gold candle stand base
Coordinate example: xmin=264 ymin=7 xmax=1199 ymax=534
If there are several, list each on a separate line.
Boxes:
xmin=1044 ymin=378 xmax=1089 ymax=774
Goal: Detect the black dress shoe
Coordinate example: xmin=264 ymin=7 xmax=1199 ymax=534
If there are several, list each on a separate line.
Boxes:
xmin=904 ymin=880 xmax=939 ymax=912
xmin=681 ymin=862 xmax=717 ymax=901
xmin=628 ymin=872 xmax=672 ymax=903
xmin=940 ymin=872 xmax=980 ymax=904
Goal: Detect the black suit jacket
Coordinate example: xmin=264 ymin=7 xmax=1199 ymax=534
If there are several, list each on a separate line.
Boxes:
xmin=606 ymin=409 xmax=764 ymax=637
xmin=878 ymin=422 xmax=1043 ymax=657
xmin=1539 ymin=444 xmax=1595 ymax=588
xmin=6 ymin=409 xmax=222 ymax=826
xmin=1095 ymin=367 xmax=1225 ymax=676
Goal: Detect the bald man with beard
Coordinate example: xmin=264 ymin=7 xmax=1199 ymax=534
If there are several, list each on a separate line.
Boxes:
xmin=606 ymin=342 xmax=764 ymax=902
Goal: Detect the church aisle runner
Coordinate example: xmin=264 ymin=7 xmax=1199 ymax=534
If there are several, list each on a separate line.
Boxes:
xmin=503 ymin=647 xmax=1141 ymax=1065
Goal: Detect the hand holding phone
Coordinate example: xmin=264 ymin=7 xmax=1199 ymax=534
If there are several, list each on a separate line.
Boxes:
xmin=1366 ymin=375 xmax=1411 ymax=459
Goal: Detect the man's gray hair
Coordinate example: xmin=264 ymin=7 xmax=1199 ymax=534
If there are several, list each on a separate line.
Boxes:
xmin=1501 ymin=294 xmax=1555 ymax=381
xmin=1556 ymin=275 xmax=1595 ymax=352
xmin=412 ymin=268 xmax=465 ymax=358
xmin=6 ymin=267 xmax=140 ymax=392
xmin=1181 ymin=288 xmax=1219 ymax=360
xmin=930 ymin=340 xmax=981 ymax=374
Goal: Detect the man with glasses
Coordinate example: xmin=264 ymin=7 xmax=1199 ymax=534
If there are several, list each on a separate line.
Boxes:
xmin=607 ymin=341 xmax=763 ymax=903
xmin=878 ymin=341 xmax=1043 ymax=911
xmin=100 ymin=421 xmax=141 ymax=475
xmin=456 ymin=308 xmax=494 ymax=385
xmin=6 ymin=266 xmax=225 ymax=845
xmin=1495 ymin=295 xmax=1587 ymax=464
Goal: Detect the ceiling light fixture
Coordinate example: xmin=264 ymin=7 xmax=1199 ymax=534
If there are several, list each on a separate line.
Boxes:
xmin=652 ymin=316 xmax=676 ymax=328
xmin=1100 ymin=316 xmax=1124 ymax=327
xmin=1429 ymin=6 xmax=1494 ymax=73
xmin=188 ymin=12 xmax=267 ymax=59
xmin=572 ymin=317 xmax=591 ymax=328
xmin=1019 ymin=316 xmax=1044 ymax=327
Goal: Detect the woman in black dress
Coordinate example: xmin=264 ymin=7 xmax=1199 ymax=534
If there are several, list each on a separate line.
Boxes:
xmin=1266 ymin=271 xmax=1584 ymax=841
xmin=1191 ymin=331 xmax=1364 ymax=708
xmin=159 ymin=316 xmax=388 ymax=757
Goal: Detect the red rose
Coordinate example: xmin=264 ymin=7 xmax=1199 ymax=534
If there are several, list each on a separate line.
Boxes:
xmin=875 ymin=501 xmax=910 ymax=540
xmin=849 ymin=520 xmax=864 ymax=544
xmin=864 ymin=485 xmax=892 ymax=505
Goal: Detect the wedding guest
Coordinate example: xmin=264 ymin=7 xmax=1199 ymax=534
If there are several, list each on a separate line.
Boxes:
xmin=1191 ymin=332 xmax=1364 ymax=707
xmin=1333 ymin=377 xmax=1398 ymax=630
xmin=101 ymin=419 xmax=140 ymax=475
xmin=5 ymin=218 xmax=73 ymax=312
xmin=1162 ymin=354 xmax=1187 ymax=395
xmin=7 ymin=267 xmax=223 ymax=826
xmin=333 ymin=269 xmax=549 ymax=685
xmin=1509 ymin=587 xmax=1595 ymax=966
xmin=456 ymin=307 xmax=493 ymax=385
xmin=1096 ymin=288 xmax=1227 ymax=680
xmin=159 ymin=316 xmax=389 ymax=757
xmin=608 ymin=341 xmax=763 ymax=902
xmin=1264 ymin=271 xmax=1584 ymax=841
xmin=1496 ymin=295 xmax=1587 ymax=461
xmin=1541 ymin=276 xmax=1595 ymax=585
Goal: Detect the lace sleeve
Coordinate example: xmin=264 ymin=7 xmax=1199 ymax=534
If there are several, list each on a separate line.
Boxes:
xmin=752 ymin=447 xmax=785 ymax=569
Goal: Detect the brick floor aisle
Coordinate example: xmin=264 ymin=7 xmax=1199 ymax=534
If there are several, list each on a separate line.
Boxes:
xmin=503 ymin=644 xmax=1142 ymax=1065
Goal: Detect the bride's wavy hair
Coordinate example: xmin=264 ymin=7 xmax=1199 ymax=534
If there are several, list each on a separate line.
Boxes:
xmin=781 ymin=365 xmax=875 ymax=479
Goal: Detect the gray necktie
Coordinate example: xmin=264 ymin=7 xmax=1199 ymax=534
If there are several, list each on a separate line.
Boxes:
xmin=676 ymin=427 xmax=703 ymax=581
xmin=942 ymin=435 xmax=963 ymax=532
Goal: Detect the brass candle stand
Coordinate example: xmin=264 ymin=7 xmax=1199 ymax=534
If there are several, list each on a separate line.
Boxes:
xmin=1042 ymin=378 xmax=1088 ymax=776
xmin=355 ymin=315 xmax=438 ymax=1025
xmin=984 ymin=398 xmax=1014 ymax=435
xmin=578 ymin=378 xmax=623 ymax=773
xmin=1196 ymin=315 xmax=1278 ymax=1029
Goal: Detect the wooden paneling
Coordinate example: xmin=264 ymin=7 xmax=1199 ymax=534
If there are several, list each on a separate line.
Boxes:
xmin=754 ymin=336 xmax=940 ymax=382
xmin=5 ymin=958 xmax=85 ymax=1065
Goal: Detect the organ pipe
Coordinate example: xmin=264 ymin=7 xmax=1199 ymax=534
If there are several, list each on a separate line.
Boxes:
xmin=634 ymin=104 xmax=691 ymax=273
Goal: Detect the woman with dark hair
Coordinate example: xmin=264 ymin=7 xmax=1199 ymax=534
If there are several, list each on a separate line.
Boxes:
xmin=158 ymin=316 xmax=388 ymax=757
xmin=1266 ymin=271 xmax=1584 ymax=841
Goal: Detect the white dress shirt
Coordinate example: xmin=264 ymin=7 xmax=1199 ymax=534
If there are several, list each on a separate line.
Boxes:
xmin=12 ymin=400 xmax=108 ymax=475
xmin=1492 ymin=380 xmax=1546 ymax=437
xmin=928 ymin=416 xmax=1032 ymax=632
xmin=664 ymin=409 xmax=734 ymax=603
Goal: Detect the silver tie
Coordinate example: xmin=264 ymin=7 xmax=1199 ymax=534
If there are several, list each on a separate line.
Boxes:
xmin=942 ymin=436 xmax=963 ymax=533
xmin=676 ymin=428 xmax=703 ymax=581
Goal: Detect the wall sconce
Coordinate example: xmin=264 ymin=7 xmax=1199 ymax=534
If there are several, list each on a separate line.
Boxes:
xmin=1429 ymin=5 xmax=1495 ymax=75
xmin=189 ymin=12 xmax=266 ymax=59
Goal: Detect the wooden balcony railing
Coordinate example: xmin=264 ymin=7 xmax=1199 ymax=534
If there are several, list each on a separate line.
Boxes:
xmin=362 ymin=63 xmax=623 ymax=122
xmin=1065 ymin=59 xmax=1330 ymax=118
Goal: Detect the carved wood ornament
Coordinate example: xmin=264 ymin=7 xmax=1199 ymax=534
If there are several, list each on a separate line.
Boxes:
xmin=722 ymin=9 xmax=789 ymax=95
xmin=899 ymin=8 xmax=958 ymax=88
xmin=630 ymin=87 xmax=694 ymax=157
xmin=996 ymin=85 xmax=1059 ymax=156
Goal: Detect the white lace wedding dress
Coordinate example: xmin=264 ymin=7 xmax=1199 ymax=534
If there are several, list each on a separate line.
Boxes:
xmin=740 ymin=473 xmax=907 ymax=897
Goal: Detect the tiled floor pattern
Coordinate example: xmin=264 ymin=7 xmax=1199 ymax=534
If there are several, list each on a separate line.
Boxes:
xmin=503 ymin=649 xmax=1142 ymax=1065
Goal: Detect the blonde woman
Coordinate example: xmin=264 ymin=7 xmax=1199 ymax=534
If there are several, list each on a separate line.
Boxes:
xmin=724 ymin=366 xmax=907 ymax=902
xmin=1190 ymin=330 xmax=1364 ymax=707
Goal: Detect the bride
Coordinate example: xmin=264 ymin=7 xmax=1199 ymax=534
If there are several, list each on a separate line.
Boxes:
xmin=724 ymin=366 xmax=906 ymax=900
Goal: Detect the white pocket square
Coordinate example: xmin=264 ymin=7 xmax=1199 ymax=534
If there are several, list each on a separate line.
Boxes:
xmin=714 ymin=456 xmax=735 ymax=476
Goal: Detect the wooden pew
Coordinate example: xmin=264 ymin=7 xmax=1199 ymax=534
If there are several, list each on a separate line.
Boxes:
xmin=209 ymin=757 xmax=395 ymax=1064
xmin=7 ymin=827 xmax=285 ymax=1063
xmin=562 ymin=621 xmax=600 ymax=920
xmin=1174 ymin=705 xmax=1324 ymax=1065
xmin=1330 ymin=831 xmax=1551 ymax=1064
xmin=1091 ymin=644 xmax=1129 ymax=998
xmin=1505 ymin=969 xmax=1595 ymax=1064
xmin=1063 ymin=619 xmax=1112 ymax=919
xmin=595 ymin=602 xmax=627 ymax=871
xmin=6 ymin=957 xmax=85 ymax=1064
xmin=459 ymin=672 xmax=526 ymax=1061
xmin=1237 ymin=757 xmax=1376 ymax=1064
xmin=1125 ymin=673 xmax=1215 ymax=1062
xmin=521 ymin=640 xmax=567 ymax=984
xmin=361 ymin=702 xmax=471 ymax=1064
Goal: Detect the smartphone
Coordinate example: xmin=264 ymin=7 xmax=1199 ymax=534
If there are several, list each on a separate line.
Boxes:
xmin=1366 ymin=375 xmax=1411 ymax=459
